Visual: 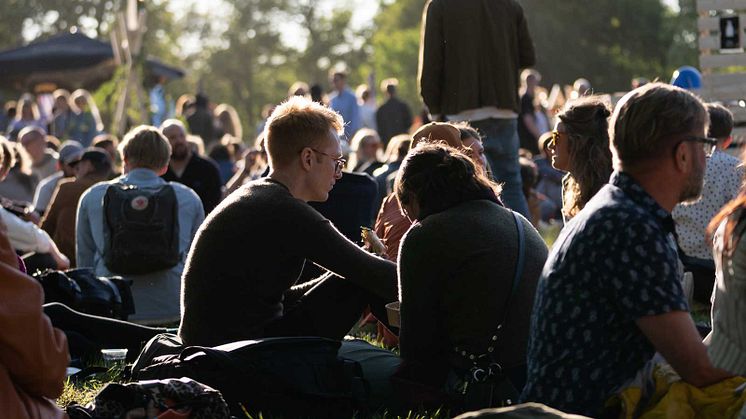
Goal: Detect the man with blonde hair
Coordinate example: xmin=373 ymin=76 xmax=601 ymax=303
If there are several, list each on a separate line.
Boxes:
xmin=522 ymin=83 xmax=731 ymax=416
xmin=77 ymin=125 xmax=204 ymax=324
xmin=179 ymin=96 xmax=397 ymax=347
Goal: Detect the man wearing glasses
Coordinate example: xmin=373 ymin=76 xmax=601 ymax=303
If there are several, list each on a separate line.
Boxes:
xmin=179 ymin=96 xmax=398 ymax=347
xmin=521 ymin=83 xmax=731 ymax=416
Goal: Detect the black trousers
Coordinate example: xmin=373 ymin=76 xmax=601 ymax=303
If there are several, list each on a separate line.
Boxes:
xmin=44 ymin=303 xmax=168 ymax=362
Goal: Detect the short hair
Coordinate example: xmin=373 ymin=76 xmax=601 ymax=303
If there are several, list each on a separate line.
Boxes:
xmin=380 ymin=78 xmax=399 ymax=95
xmin=395 ymin=142 xmax=501 ymax=219
xmin=92 ymin=133 xmax=119 ymax=149
xmin=119 ymin=125 xmax=171 ymax=170
xmin=706 ymin=103 xmax=733 ymax=141
xmin=264 ymin=96 xmax=343 ymax=168
xmin=18 ymin=126 xmax=45 ymax=143
xmin=451 ymin=121 xmax=482 ymax=142
xmin=160 ymin=118 xmax=186 ymax=133
xmin=521 ymin=69 xmax=541 ymax=85
xmin=0 ymin=137 xmax=15 ymax=175
xmin=609 ymin=82 xmax=707 ymax=171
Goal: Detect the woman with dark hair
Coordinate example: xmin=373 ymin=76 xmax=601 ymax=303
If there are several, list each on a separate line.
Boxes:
xmin=548 ymin=96 xmax=612 ymax=222
xmin=392 ymin=142 xmax=548 ymax=410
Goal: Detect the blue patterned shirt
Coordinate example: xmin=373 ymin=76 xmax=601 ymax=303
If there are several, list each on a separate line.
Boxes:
xmin=520 ymin=171 xmax=689 ymax=416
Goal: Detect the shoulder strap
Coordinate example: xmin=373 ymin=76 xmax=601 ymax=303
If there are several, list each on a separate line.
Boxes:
xmin=496 ymin=211 xmax=526 ymax=325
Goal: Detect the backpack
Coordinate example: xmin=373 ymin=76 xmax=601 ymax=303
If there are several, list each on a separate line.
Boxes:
xmin=103 ymin=182 xmax=180 ymax=275
xmin=132 ymin=335 xmax=369 ymax=418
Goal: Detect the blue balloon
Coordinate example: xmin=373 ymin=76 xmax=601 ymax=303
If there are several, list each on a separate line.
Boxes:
xmin=671 ymin=66 xmax=702 ymax=89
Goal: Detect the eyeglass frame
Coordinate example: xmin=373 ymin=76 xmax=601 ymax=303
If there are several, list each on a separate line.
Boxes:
xmin=548 ymin=129 xmax=566 ymax=149
xmin=308 ymin=148 xmax=346 ymax=174
xmin=678 ymin=135 xmax=717 ymax=158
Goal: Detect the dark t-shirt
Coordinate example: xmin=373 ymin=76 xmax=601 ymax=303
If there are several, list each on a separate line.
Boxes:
xmin=162 ymin=154 xmax=223 ymax=215
xmin=520 ymin=172 xmax=689 ymax=416
xmin=178 ymin=178 xmax=397 ymax=346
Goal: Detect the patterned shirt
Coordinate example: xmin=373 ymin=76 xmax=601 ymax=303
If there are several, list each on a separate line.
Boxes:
xmin=673 ymin=149 xmax=744 ymax=260
xmin=520 ymin=171 xmax=689 ymax=417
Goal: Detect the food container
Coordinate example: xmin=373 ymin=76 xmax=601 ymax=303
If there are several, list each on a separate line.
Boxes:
xmin=386 ymin=301 xmax=400 ymax=328
xmin=101 ymin=348 xmax=128 ymax=366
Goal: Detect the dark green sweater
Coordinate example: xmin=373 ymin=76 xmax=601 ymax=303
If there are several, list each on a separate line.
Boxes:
xmin=418 ymin=0 xmax=536 ymax=115
xmin=397 ymin=199 xmax=547 ymax=387
xmin=179 ymin=178 xmax=398 ymax=346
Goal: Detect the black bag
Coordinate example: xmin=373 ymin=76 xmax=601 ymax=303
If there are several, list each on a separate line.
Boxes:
xmin=34 ymin=268 xmax=135 ymax=320
xmin=132 ymin=336 xmax=368 ymax=418
xmin=103 ymin=182 xmax=180 ymax=275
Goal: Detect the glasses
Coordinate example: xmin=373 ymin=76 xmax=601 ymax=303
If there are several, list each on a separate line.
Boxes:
xmin=549 ymin=130 xmax=564 ymax=148
xmin=310 ymin=148 xmax=346 ymax=174
xmin=681 ymin=136 xmax=717 ymax=158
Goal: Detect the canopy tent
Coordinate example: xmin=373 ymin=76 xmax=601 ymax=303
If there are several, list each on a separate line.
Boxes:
xmin=0 ymin=32 xmax=184 ymax=92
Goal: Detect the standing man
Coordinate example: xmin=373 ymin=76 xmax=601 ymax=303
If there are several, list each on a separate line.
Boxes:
xmin=160 ymin=119 xmax=223 ymax=215
xmin=329 ymin=70 xmax=361 ymax=140
xmin=418 ymin=0 xmax=535 ymax=218
xmin=521 ymin=83 xmax=731 ymax=416
xmin=376 ymin=78 xmax=413 ymax=147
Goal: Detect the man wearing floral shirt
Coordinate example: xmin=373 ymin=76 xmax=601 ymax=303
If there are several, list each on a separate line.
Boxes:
xmin=521 ymin=83 xmax=731 ymax=416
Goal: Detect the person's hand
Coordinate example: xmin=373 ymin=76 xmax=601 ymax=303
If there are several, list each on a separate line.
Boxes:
xmin=53 ymin=252 xmax=70 ymax=271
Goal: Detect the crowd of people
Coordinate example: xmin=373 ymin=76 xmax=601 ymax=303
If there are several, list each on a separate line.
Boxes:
xmin=2 ymin=0 xmax=746 ymax=418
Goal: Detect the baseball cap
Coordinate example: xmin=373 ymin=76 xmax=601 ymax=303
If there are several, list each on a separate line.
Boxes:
xmin=58 ymin=140 xmax=84 ymax=164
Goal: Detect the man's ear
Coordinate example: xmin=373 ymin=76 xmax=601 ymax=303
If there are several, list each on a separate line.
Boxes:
xmin=673 ymin=141 xmax=690 ymax=173
xmin=156 ymin=165 xmax=169 ymax=176
xmin=299 ymin=147 xmax=314 ymax=172
xmin=721 ymin=136 xmax=733 ymax=150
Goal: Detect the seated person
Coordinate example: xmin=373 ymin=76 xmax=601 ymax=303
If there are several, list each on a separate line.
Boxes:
xmin=521 ymin=83 xmax=731 ymax=416
xmin=673 ymin=103 xmax=744 ymax=303
xmin=77 ymin=126 xmax=205 ymax=324
xmin=708 ymin=171 xmax=746 ymax=379
xmin=0 ymin=136 xmax=69 ymax=270
xmin=41 ymin=148 xmax=112 ymax=267
xmin=0 ymin=218 xmax=69 ymax=419
xmin=178 ymin=96 xmax=398 ymax=347
xmin=393 ymin=142 xmax=547 ymax=406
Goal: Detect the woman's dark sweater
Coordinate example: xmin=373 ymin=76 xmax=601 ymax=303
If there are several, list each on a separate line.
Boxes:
xmin=179 ymin=178 xmax=398 ymax=346
xmin=397 ymin=199 xmax=548 ymax=387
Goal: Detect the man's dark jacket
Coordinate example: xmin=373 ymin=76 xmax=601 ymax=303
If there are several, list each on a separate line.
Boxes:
xmin=418 ymin=0 xmax=536 ymax=115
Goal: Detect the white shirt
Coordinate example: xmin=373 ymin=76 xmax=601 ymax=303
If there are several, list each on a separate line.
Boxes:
xmin=0 ymin=208 xmax=52 ymax=253
xmin=673 ymin=149 xmax=744 ymax=260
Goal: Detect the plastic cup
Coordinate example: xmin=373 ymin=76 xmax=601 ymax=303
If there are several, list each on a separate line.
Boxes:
xmin=386 ymin=302 xmax=401 ymax=328
xmin=101 ymin=348 xmax=128 ymax=367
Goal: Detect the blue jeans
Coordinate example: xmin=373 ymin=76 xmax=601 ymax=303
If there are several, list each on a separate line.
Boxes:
xmin=470 ymin=118 xmax=530 ymax=218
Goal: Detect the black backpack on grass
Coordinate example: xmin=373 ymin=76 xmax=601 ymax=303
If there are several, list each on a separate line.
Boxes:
xmin=103 ymin=182 xmax=180 ymax=275
xmin=132 ymin=335 xmax=369 ymax=418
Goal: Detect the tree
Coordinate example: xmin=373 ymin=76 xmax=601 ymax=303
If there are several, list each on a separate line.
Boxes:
xmin=369 ymin=0 xmax=426 ymax=111
xmin=521 ymin=0 xmax=696 ymax=92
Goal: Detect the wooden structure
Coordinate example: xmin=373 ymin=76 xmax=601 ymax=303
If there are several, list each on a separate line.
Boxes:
xmin=697 ymin=0 xmax=746 ymax=141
